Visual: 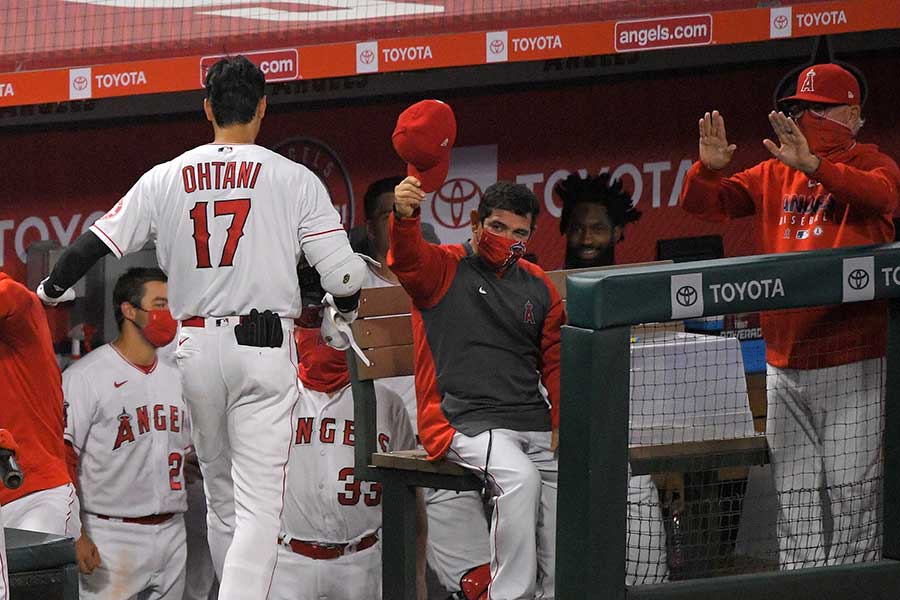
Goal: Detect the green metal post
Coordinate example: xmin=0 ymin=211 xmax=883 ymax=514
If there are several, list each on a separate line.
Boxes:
xmin=883 ymin=299 xmax=900 ymax=560
xmin=381 ymin=474 xmax=419 ymax=600
xmin=557 ymin=324 xmax=630 ymax=600
xmin=348 ymin=351 xmax=378 ymax=481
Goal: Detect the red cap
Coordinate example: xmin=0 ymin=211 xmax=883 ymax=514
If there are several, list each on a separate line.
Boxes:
xmin=779 ymin=63 xmax=861 ymax=106
xmin=392 ymin=100 xmax=457 ymax=193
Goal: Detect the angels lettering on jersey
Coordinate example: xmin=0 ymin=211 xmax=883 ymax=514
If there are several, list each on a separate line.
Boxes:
xmin=113 ymin=403 xmax=186 ymax=451
xmin=778 ymin=188 xmax=835 ymax=232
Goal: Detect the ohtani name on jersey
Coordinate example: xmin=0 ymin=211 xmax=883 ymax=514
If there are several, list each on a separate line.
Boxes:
xmin=182 ymin=161 xmax=262 ymax=193
xmin=113 ymin=404 xmax=184 ymax=450
xmin=294 ymin=417 xmax=391 ymax=452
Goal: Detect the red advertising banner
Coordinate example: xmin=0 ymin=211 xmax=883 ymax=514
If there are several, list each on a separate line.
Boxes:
xmin=0 ymin=0 xmax=896 ymax=109
xmin=2 ymin=55 xmax=899 ymax=287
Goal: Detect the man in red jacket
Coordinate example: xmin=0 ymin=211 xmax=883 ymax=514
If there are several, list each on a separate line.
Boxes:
xmin=0 ymin=273 xmax=79 ymax=538
xmin=680 ymin=63 xmax=900 ymax=569
xmin=392 ymin=177 xmax=564 ymax=600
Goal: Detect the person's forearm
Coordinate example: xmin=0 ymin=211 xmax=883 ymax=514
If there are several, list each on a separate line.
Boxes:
xmin=43 ymin=231 xmax=111 ymax=297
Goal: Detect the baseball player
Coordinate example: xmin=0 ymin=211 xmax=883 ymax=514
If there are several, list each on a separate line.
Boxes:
xmin=64 ymin=268 xmax=190 ymax=599
xmin=554 ymin=172 xmax=642 ymax=269
xmin=359 ymin=175 xmax=492 ymax=598
xmin=680 ymin=63 xmax=900 ymax=568
xmin=0 ymin=272 xmax=79 ymax=538
xmin=270 ymin=301 xmax=424 ymax=600
xmin=392 ymin=168 xmax=563 ymax=600
xmin=0 ymin=428 xmax=18 ymax=600
xmin=36 ymin=56 xmax=368 ymax=600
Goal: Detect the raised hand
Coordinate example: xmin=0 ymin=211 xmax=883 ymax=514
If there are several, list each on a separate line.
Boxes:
xmin=393 ymin=176 xmax=426 ymax=218
xmin=698 ymin=110 xmax=737 ymax=171
xmin=763 ymin=111 xmax=821 ymax=175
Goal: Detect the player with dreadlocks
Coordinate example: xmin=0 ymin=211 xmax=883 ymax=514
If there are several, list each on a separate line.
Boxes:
xmin=555 ymin=172 xmax=642 ymax=268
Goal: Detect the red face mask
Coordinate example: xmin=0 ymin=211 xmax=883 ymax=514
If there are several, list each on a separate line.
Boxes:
xmin=476 ymin=228 xmax=527 ymax=272
xmin=295 ymin=327 xmax=350 ymax=394
xmin=797 ymin=111 xmax=855 ymax=157
xmin=139 ymin=309 xmax=178 ymax=348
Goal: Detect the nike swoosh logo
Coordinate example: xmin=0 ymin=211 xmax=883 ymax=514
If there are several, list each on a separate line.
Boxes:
xmin=114 ymin=380 xmax=128 ymax=388
xmin=478 ymin=286 xmax=487 ymax=295
xmin=178 ymin=337 xmax=190 ymax=347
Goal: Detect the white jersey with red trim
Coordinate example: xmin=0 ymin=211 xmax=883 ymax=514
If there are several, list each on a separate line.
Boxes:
xmin=89 ymin=143 xmax=346 ymax=320
xmin=281 ymin=381 xmax=415 ymax=543
xmin=63 ymin=344 xmax=190 ymax=517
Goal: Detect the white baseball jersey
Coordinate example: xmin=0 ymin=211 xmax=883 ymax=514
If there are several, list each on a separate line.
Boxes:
xmin=89 ymin=143 xmax=346 ymax=320
xmin=63 ymin=344 xmax=190 ymax=517
xmin=281 ymin=381 xmax=415 ymax=543
xmin=363 ymin=268 xmax=417 ymax=432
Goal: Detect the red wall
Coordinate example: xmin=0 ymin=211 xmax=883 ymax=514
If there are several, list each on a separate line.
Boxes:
xmin=2 ymin=54 xmax=898 ymax=284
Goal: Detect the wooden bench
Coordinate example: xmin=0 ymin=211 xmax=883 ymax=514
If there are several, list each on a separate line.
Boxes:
xmin=347 ymin=266 xmax=770 ymax=599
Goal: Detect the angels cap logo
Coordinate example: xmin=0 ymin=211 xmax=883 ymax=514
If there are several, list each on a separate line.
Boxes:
xmin=800 ymin=68 xmax=816 ymax=93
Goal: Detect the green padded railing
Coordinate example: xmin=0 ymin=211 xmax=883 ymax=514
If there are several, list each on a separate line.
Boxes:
xmin=559 ymin=243 xmax=900 ymax=600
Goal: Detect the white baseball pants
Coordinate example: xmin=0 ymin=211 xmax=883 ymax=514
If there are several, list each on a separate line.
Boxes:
xmin=425 ymin=488 xmax=491 ymax=593
xmin=0 ymin=506 xmax=8 ymax=600
xmin=766 ymin=358 xmax=883 ymax=569
xmin=79 ymin=513 xmax=186 ymax=600
xmin=268 ymin=540 xmax=382 ymax=600
xmin=174 ymin=317 xmax=299 ymax=600
xmin=446 ymin=429 xmax=557 ymax=600
xmin=2 ymin=483 xmax=80 ymax=537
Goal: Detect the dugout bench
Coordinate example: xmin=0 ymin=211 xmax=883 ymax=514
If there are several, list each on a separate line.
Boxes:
xmin=347 ymin=265 xmax=771 ymax=600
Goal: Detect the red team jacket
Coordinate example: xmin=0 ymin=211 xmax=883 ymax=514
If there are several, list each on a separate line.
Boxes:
xmin=681 ymin=143 xmax=900 ymax=369
xmin=388 ymin=213 xmax=565 ymax=460
xmin=0 ymin=273 xmax=70 ymax=505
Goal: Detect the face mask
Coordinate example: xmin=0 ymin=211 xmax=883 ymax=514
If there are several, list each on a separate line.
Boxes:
xmin=797 ymin=111 xmax=855 ymax=157
xmin=134 ymin=308 xmax=178 ymax=348
xmin=477 ymin=228 xmax=527 ymax=272
xmin=296 ymin=327 xmax=350 ymax=393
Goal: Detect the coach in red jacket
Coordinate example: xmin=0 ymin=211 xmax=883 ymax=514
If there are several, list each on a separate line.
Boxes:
xmin=391 ymin=177 xmax=564 ymax=600
xmin=680 ymin=63 xmax=900 ymax=570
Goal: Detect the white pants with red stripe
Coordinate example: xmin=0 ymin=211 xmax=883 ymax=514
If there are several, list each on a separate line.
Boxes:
xmin=766 ymin=358 xmax=884 ymax=569
xmin=0 ymin=506 xmax=8 ymax=600
xmin=424 ymin=487 xmax=491 ymax=593
xmin=174 ymin=318 xmax=299 ymax=600
xmin=79 ymin=513 xmax=186 ymax=600
xmin=2 ymin=483 xmax=80 ymax=537
xmin=269 ymin=539 xmax=382 ymax=600
xmin=446 ymin=429 xmax=557 ymax=600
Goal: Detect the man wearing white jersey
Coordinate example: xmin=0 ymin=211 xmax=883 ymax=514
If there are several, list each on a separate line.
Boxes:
xmin=37 ymin=56 xmax=368 ymax=600
xmin=358 ymin=177 xmax=491 ymax=599
xmin=64 ymin=268 xmax=190 ymax=599
xmin=271 ymin=297 xmax=425 ymax=600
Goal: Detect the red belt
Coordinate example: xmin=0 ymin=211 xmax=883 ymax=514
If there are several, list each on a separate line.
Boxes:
xmin=278 ymin=533 xmax=378 ymax=560
xmin=95 ymin=512 xmax=175 ymax=525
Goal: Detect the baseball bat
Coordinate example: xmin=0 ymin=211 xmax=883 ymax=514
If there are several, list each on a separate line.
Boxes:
xmin=0 ymin=448 xmax=23 ymax=489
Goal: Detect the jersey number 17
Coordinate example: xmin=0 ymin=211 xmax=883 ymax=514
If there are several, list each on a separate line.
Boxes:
xmin=189 ymin=199 xmax=251 ymax=269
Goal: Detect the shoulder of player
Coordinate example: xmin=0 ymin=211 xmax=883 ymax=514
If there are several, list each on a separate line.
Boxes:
xmin=64 ymin=344 xmax=117 ymax=376
xmin=514 ymin=259 xmax=558 ymax=296
xmin=373 ymin=381 xmax=405 ymax=413
xmin=847 ymin=143 xmax=900 ymax=172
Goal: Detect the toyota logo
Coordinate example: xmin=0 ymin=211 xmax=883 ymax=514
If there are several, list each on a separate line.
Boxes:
xmin=847 ymin=269 xmax=870 ymax=290
xmin=675 ymin=285 xmax=698 ymax=307
xmin=432 ymin=178 xmax=482 ymax=229
xmin=489 ymin=39 xmax=505 ymax=54
xmin=359 ymin=49 xmax=375 ymax=64
xmin=773 ymin=14 xmax=789 ymax=29
xmin=73 ymin=75 xmax=88 ymax=91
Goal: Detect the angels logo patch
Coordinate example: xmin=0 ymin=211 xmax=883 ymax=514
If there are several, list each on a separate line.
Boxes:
xmin=272 ymin=137 xmax=355 ymax=229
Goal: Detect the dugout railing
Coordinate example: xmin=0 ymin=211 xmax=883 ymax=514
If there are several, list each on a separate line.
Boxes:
xmin=561 ymin=243 xmax=900 ymax=599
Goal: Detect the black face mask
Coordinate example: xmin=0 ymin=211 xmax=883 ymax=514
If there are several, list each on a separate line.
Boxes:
xmin=565 ymin=244 xmax=615 ymax=269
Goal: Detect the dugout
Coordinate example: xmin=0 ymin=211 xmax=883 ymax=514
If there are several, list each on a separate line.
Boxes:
xmin=1 ymin=1 xmax=899 ymax=597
